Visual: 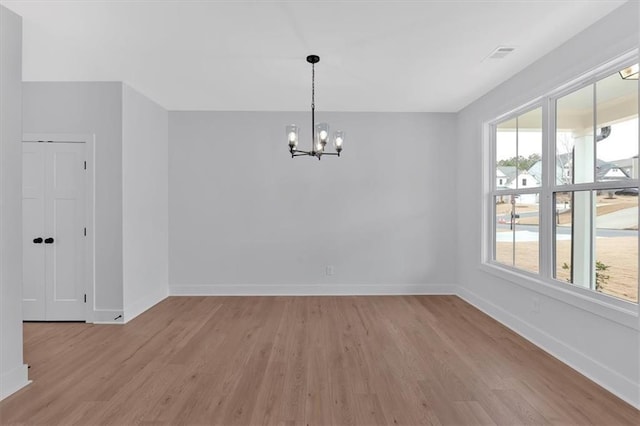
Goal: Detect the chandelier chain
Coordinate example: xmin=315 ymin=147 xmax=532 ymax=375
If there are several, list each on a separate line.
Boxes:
xmin=311 ymin=62 xmax=315 ymax=110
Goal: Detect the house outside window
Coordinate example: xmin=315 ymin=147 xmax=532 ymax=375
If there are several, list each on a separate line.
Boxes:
xmin=489 ymin=58 xmax=638 ymax=305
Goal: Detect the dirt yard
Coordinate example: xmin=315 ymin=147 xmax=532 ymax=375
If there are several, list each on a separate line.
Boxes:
xmin=496 ymin=236 xmax=638 ymax=303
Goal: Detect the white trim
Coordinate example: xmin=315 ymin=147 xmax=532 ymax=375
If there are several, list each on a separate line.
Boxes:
xmin=169 ymin=283 xmax=457 ymax=296
xmin=92 ymin=309 xmax=124 ymax=324
xmin=457 ymin=286 xmax=640 ymax=410
xmin=23 ymin=133 xmax=96 ymax=323
xmin=548 ymin=50 xmax=639 ymax=104
xmin=123 ymin=287 xmax=168 ymax=323
xmin=0 ymin=363 xmax=30 ymax=401
xmin=480 ymin=263 xmax=639 ymax=329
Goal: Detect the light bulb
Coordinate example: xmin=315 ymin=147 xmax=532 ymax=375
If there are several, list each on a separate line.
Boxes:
xmin=316 ymin=142 xmax=323 ymax=152
xmin=316 ymin=123 xmax=329 ymax=147
xmin=286 ymin=124 xmax=298 ymax=150
xmin=333 ymin=131 xmax=344 ymax=152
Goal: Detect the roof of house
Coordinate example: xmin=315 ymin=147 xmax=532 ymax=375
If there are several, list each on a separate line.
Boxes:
xmin=497 ymin=166 xmax=517 ymax=182
xmin=525 ymin=156 xmax=632 ymax=185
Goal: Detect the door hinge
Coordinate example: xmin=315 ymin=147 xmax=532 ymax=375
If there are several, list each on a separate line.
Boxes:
xmin=84 ymin=161 xmax=87 ymax=170
xmin=84 ymin=294 xmax=87 ymax=303
xmin=84 ymin=227 xmax=87 ymax=237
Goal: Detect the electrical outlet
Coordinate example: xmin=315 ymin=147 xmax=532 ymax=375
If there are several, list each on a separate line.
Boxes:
xmin=325 ymin=265 xmax=334 ymax=276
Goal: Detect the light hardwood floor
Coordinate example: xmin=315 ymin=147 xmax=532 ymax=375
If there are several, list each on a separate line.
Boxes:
xmin=1 ymin=296 xmax=638 ymax=425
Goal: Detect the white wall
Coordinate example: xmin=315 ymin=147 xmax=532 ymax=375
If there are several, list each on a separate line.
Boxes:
xmin=455 ymin=1 xmax=639 ymax=408
xmin=0 ymin=5 xmax=29 ymax=400
xmin=22 ymin=82 xmax=124 ymax=316
xmin=122 ymin=84 xmax=169 ymax=321
xmin=169 ymin=112 xmax=457 ymax=294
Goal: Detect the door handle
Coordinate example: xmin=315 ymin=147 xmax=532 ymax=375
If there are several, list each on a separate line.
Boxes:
xmin=33 ymin=237 xmax=43 ymax=244
xmin=44 ymin=237 xmax=54 ymax=244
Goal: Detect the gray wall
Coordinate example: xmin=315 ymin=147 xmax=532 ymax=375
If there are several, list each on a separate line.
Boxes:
xmin=169 ymin=112 xmax=457 ymax=293
xmin=0 ymin=5 xmax=28 ymax=400
xmin=22 ymin=82 xmax=124 ymax=312
xmin=122 ymin=83 xmax=169 ymax=320
xmin=455 ymin=1 xmax=639 ymax=408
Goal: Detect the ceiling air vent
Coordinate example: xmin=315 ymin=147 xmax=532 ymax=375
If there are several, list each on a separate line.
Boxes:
xmin=487 ymin=46 xmax=516 ymax=59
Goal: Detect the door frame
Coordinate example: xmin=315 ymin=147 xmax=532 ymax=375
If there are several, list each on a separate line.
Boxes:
xmin=23 ymin=133 xmax=95 ymax=323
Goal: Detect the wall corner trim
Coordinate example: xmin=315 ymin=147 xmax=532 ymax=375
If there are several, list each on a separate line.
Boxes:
xmin=123 ymin=286 xmax=168 ymax=323
xmin=0 ymin=364 xmax=30 ymax=401
xmin=92 ymin=309 xmax=125 ymax=325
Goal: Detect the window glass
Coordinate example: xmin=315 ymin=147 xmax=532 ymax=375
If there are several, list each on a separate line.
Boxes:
xmin=595 ymin=69 xmax=639 ymax=183
xmin=553 ymin=192 xmax=573 ymax=283
xmin=496 ymin=118 xmax=516 ymax=190
xmin=495 ymin=196 xmax=514 ymax=266
xmin=496 ymin=110 xmax=542 ymax=190
xmin=517 ymin=108 xmax=543 ymax=189
xmin=556 ymin=85 xmax=594 ymax=185
xmin=553 ymin=191 xmax=593 ymax=286
xmin=495 ymin=194 xmax=539 ymax=274
xmin=595 ymin=188 xmax=638 ymax=303
xmin=554 ymin=189 xmax=638 ymax=303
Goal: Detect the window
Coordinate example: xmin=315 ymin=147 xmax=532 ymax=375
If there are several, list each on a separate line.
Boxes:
xmin=494 ymin=108 xmax=542 ymax=274
xmin=489 ymin=59 xmax=639 ymax=304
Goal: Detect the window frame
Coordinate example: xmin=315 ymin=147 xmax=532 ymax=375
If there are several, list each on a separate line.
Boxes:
xmin=483 ymin=51 xmax=640 ymax=328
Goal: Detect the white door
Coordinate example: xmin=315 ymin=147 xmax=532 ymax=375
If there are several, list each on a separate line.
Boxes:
xmin=22 ymin=142 xmax=86 ymax=321
xmin=22 ymin=142 xmax=46 ymax=319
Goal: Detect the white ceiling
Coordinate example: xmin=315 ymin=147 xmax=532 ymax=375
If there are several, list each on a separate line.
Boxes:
xmin=1 ymin=0 xmax=628 ymax=112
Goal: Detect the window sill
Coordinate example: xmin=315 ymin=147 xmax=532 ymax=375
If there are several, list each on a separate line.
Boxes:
xmin=479 ymin=262 xmax=639 ymax=330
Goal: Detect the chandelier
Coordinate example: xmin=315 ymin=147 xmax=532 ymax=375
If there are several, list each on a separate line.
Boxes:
xmin=286 ymin=55 xmax=344 ymax=159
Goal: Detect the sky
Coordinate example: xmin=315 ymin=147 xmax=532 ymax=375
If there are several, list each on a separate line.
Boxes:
xmin=497 ymin=117 xmax=639 ymax=163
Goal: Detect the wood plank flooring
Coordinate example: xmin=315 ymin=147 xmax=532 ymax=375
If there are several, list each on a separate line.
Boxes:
xmin=1 ymin=296 xmax=638 ymax=425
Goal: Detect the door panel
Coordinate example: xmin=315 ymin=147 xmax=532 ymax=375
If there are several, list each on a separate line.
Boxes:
xmin=23 ymin=141 xmax=86 ymax=321
xmin=45 ymin=143 xmax=86 ymax=320
xmin=22 ymin=143 xmax=46 ymax=320
xmin=52 ymin=199 xmax=78 ymax=300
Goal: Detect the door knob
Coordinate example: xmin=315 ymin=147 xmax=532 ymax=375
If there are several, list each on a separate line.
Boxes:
xmin=44 ymin=237 xmax=54 ymax=244
xmin=33 ymin=237 xmax=43 ymax=244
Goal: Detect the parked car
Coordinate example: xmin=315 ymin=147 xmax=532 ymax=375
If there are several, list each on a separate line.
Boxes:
xmin=614 ymin=188 xmax=639 ymax=196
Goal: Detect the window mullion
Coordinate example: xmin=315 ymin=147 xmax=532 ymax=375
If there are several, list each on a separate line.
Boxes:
xmin=513 ymin=117 xmax=518 ymax=266
xmin=540 ymin=97 xmax=554 ymax=280
xmin=487 ymin=123 xmax=497 ymax=264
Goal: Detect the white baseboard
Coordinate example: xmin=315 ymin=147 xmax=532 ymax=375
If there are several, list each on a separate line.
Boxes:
xmin=123 ymin=286 xmax=168 ymax=323
xmin=0 ymin=364 xmax=30 ymax=401
xmin=457 ymin=286 xmax=640 ymax=410
xmin=92 ymin=309 xmax=124 ymax=324
xmin=169 ymin=283 xmax=457 ymax=296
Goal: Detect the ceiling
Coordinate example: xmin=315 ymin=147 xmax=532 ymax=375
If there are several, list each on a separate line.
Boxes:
xmin=1 ymin=0 xmax=628 ymax=112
